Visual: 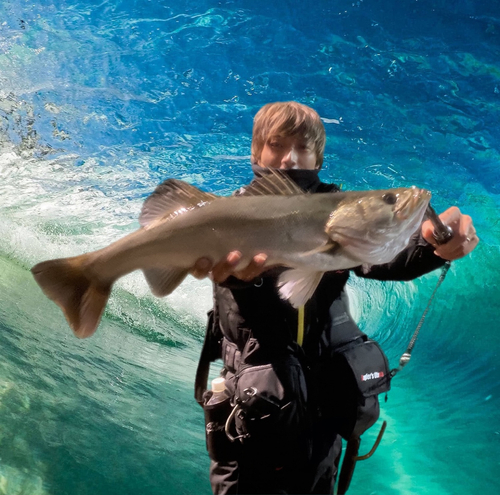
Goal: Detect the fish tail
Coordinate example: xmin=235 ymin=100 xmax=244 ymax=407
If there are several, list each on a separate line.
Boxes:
xmin=31 ymin=255 xmax=111 ymax=339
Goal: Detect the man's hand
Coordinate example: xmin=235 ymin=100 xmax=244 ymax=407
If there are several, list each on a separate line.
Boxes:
xmin=191 ymin=251 xmax=269 ymax=283
xmin=421 ymin=206 xmax=479 ymax=260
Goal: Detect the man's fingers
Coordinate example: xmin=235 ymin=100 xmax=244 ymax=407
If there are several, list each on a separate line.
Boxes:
xmin=437 ymin=205 xmax=460 ymax=224
xmin=423 ymin=206 xmax=479 ymax=260
xmin=234 ymin=254 xmax=268 ymax=281
xmin=211 ymin=251 xmax=242 ymax=283
xmin=191 ymin=257 xmax=213 ymax=279
xmin=192 ymin=252 xmax=269 ymax=283
xmin=421 ymin=219 xmax=435 ymax=244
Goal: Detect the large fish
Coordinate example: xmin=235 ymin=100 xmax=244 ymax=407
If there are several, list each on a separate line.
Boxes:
xmin=31 ymin=171 xmax=431 ymax=338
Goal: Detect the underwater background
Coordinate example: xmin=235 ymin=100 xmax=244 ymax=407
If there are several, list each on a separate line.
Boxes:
xmin=0 ymin=0 xmax=499 ymax=494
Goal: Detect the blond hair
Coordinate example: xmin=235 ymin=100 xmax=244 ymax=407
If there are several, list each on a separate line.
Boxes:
xmin=251 ymin=101 xmax=326 ymax=168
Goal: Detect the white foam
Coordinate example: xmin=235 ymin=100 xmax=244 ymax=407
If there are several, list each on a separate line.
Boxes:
xmin=0 ymin=148 xmax=213 ymax=328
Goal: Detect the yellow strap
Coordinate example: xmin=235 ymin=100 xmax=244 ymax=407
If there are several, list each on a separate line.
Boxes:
xmin=297 ymin=305 xmax=305 ymax=346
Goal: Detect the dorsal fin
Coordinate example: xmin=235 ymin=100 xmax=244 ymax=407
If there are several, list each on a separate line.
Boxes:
xmin=237 ymin=169 xmax=306 ymax=196
xmin=139 ymin=179 xmax=217 ymax=228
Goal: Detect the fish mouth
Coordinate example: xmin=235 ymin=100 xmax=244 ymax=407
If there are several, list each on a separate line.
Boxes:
xmin=395 ymin=187 xmax=431 ymax=221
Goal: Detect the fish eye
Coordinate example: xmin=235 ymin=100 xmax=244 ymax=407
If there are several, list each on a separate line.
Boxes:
xmin=382 ymin=193 xmax=398 ymax=205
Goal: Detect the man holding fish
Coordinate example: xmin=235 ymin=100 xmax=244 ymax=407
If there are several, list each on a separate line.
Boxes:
xmin=191 ymin=102 xmax=478 ymax=494
xmin=31 ymin=101 xmax=478 ymax=494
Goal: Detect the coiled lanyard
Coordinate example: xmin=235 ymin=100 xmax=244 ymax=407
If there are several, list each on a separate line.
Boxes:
xmin=390 ymin=260 xmax=451 ymax=378
xmin=391 ymin=204 xmax=454 ymax=377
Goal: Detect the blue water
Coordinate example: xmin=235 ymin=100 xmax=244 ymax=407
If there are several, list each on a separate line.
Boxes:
xmin=0 ymin=1 xmax=499 ymax=494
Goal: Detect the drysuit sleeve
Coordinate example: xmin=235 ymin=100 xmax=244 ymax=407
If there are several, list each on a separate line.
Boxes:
xmin=353 ymin=230 xmax=446 ymax=281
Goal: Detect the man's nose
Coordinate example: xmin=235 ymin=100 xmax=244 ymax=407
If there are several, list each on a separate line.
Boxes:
xmin=280 ymin=147 xmax=298 ymax=169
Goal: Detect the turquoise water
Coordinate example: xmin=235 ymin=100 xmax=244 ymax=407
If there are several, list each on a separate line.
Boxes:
xmin=0 ymin=1 xmax=499 ymax=494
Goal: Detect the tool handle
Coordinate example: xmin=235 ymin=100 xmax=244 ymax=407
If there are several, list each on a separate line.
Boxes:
xmin=426 ymin=205 xmax=454 ymax=245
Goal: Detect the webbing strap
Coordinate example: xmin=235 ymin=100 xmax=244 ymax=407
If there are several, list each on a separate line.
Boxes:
xmin=221 ymin=338 xmax=242 ymax=373
xmin=297 ymin=305 xmax=305 ymax=346
xmin=194 ymin=312 xmax=214 ymax=405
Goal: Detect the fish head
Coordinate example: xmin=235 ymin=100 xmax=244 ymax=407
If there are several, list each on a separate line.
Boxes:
xmin=326 ymin=186 xmax=431 ymax=265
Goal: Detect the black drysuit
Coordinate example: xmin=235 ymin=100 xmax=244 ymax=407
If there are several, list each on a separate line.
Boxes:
xmin=202 ymin=170 xmax=445 ymax=494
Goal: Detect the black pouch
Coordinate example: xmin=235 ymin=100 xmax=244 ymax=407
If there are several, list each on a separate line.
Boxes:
xmin=229 ymin=340 xmax=309 ymax=466
xmin=203 ymin=387 xmax=239 ymax=462
xmin=196 ymin=311 xmax=240 ymax=462
xmin=316 ymin=338 xmax=391 ymax=440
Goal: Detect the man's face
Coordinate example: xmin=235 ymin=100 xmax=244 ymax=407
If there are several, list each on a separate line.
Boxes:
xmin=257 ymin=134 xmax=318 ymax=170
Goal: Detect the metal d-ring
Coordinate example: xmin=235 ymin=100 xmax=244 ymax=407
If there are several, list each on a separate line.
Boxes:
xmin=241 ymin=387 xmax=257 ymax=401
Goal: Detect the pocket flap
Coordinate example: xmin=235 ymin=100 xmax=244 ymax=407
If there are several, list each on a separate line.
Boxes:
xmin=337 ymin=340 xmax=391 ymax=397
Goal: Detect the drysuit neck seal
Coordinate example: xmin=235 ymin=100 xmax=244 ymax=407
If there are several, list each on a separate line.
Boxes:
xmin=251 ymin=164 xmax=321 ymax=192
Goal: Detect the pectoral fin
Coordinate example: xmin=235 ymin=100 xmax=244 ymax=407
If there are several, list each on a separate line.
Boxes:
xmin=143 ymin=267 xmax=189 ymax=297
xmin=277 ymin=269 xmax=324 ymax=308
xmin=298 ymin=240 xmax=340 ymax=257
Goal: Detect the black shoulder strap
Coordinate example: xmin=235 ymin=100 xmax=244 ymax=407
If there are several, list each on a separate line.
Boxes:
xmin=194 ymin=309 xmax=219 ymax=406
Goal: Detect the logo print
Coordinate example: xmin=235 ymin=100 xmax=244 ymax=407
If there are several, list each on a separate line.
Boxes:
xmin=361 ymin=371 xmax=385 ymax=381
